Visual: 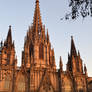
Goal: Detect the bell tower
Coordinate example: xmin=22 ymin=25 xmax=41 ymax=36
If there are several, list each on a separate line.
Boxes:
xmin=0 ymin=26 xmax=17 ymax=66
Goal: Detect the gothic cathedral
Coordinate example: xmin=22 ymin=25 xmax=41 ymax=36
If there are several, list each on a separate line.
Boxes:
xmin=0 ymin=0 xmax=92 ymax=92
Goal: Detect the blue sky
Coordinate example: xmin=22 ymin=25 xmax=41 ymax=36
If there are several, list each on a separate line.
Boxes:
xmin=0 ymin=0 xmax=92 ymax=76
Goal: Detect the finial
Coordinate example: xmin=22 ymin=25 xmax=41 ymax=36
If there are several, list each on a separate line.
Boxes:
xmin=71 ymin=36 xmax=73 ymax=39
xmin=78 ymin=50 xmax=80 ymax=57
xmin=84 ymin=64 xmax=87 ymax=70
xmin=59 ymin=56 xmax=63 ymax=71
xmin=9 ymin=25 xmax=11 ymax=30
xmin=60 ymin=56 xmax=63 ymax=65
xmin=7 ymin=25 xmax=12 ymax=41
xmin=36 ymin=0 xmax=39 ymax=3
xmin=47 ymin=29 xmax=49 ymax=43
xmin=0 ymin=41 xmax=3 ymax=47
xmin=70 ymin=35 xmax=77 ymax=57
xmin=84 ymin=64 xmax=87 ymax=75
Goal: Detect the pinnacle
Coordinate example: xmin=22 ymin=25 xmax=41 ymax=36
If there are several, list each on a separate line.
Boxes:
xmin=33 ymin=0 xmax=42 ymax=34
xmin=59 ymin=56 xmax=63 ymax=71
xmin=47 ymin=29 xmax=49 ymax=43
xmin=9 ymin=25 xmax=11 ymax=30
xmin=71 ymin=35 xmax=73 ymax=39
xmin=78 ymin=50 xmax=80 ymax=57
xmin=70 ymin=36 xmax=77 ymax=57
xmin=36 ymin=0 xmax=39 ymax=3
xmin=4 ymin=25 xmax=13 ymax=47
xmin=60 ymin=56 xmax=63 ymax=66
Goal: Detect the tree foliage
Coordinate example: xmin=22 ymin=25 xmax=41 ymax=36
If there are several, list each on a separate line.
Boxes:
xmin=64 ymin=0 xmax=92 ymax=19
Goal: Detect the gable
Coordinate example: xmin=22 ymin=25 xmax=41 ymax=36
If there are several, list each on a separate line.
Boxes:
xmin=15 ymin=68 xmax=28 ymax=92
xmin=38 ymin=70 xmax=55 ymax=92
xmin=61 ymin=75 xmax=73 ymax=92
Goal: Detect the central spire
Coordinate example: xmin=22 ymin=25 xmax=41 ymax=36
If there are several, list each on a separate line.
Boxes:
xmin=36 ymin=0 xmax=39 ymax=3
xmin=33 ymin=0 xmax=42 ymax=34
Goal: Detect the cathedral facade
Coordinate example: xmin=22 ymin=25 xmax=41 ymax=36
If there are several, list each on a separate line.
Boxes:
xmin=0 ymin=0 xmax=92 ymax=92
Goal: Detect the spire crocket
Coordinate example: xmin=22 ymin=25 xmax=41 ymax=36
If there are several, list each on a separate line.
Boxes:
xmin=33 ymin=0 xmax=42 ymax=35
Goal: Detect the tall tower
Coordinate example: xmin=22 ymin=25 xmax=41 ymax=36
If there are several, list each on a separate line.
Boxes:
xmin=21 ymin=0 xmax=57 ymax=91
xmin=0 ymin=26 xmax=17 ymax=66
xmin=67 ymin=36 xmax=83 ymax=75
xmin=0 ymin=26 xmax=17 ymax=92
xmin=22 ymin=0 xmax=56 ymax=69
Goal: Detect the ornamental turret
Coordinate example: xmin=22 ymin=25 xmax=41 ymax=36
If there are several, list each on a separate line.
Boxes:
xmin=59 ymin=56 xmax=63 ymax=72
xmin=0 ymin=26 xmax=17 ymax=66
xmin=84 ymin=64 xmax=88 ymax=76
xmin=67 ymin=36 xmax=83 ymax=75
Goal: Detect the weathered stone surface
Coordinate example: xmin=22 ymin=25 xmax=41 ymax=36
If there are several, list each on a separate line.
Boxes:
xmin=0 ymin=0 xmax=92 ymax=92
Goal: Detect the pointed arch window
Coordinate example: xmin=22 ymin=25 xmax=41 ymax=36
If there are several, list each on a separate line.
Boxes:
xmin=29 ymin=42 xmax=34 ymax=57
xmin=39 ymin=43 xmax=44 ymax=59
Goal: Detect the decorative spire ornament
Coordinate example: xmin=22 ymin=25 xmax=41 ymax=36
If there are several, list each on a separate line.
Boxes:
xmin=33 ymin=0 xmax=42 ymax=34
xmin=59 ymin=56 xmax=63 ymax=71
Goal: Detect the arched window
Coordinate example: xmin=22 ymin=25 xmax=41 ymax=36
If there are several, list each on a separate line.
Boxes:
xmin=39 ymin=43 xmax=44 ymax=59
xmin=29 ymin=42 xmax=34 ymax=57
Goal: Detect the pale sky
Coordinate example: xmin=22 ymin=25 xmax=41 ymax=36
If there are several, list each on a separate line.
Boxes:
xmin=0 ymin=0 xmax=92 ymax=76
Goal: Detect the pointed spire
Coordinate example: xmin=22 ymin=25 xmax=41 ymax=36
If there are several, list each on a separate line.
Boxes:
xmin=5 ymin=25 xmax=12 ymax=47
xmin=33 ymin=0 xmax=42 ymax=34
xmin=36 ymin=0 xmax=39 ymax=3
xmin=84 ymin=64 xmax=87 ymax=76
xmin=0 ymin=41 xmax=3 ymax=54
xmin=78 ymin=50 xmax=80 ymax=56
xmin=0 ymin=41 xmax=3 ymax=47
xmin=70 ymin=36 xmax=77 ymax=57
xmin=47 ymin=29 xmax=49 ymax=43
xmin=59 ymin=56 xmax=63 ymax=71
xmin=68 ymin=52 xmax=70 ymax=59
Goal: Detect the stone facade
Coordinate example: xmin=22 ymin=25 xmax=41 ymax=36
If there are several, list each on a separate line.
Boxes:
xmin=0 ymin=0 xmax=92 ymax=92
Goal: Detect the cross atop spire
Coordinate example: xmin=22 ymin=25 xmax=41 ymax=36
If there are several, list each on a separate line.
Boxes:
xmin=33 ymin=0 xmax=42 ymax=34
xmin=70 ymin=36 xmax=77 ymax=57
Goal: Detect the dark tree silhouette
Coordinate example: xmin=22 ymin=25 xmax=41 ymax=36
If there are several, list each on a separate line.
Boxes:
xmin=63 ymin=0 xmax=92 ymax=20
